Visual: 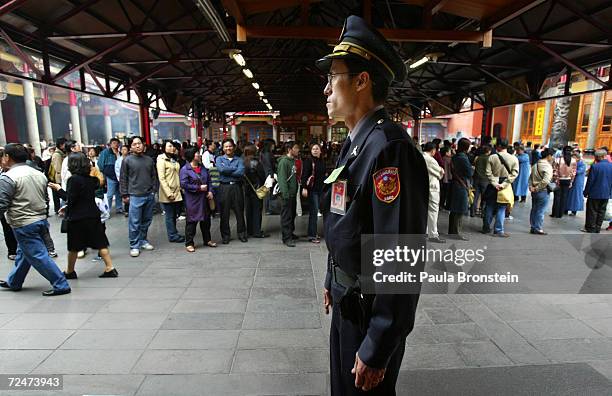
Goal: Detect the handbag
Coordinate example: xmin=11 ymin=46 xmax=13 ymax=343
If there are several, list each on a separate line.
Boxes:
xmin=244 ymin=174 xmax=269 ymax=200
xmin=60 ymin=219 xmax=68 ymax=233
xmin=496 ymin=183 xmax=514 ymax=205
xmin=468 ymin=188 xmax=475 ymax=205
xmin=535 ymin=164 xmax=557 ymax=193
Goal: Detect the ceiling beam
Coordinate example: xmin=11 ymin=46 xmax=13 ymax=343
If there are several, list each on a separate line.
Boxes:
xmin=482 ymin=0 xmax=547 ymax=30
xmin=0 ymin=0 xmax=28 ymax=17
xmin=47 ymin=28 xmax=216 ymax=40
xmin=243 ymin=26 xmax=485 ymax=43
xmin=0 ymin=26 xmax=44 ymax=78
xmin=52 ymin=35 xmax=139 ymax=82
xmin=495 ymin=36 xmax=612 ymax=48
xmin=220 ymin=0 xmax=244 ymax=24
xmin=533 ymin=43 xmax=608 ymax=87
xmin=555 ymin=0 xmax=612 ymax=36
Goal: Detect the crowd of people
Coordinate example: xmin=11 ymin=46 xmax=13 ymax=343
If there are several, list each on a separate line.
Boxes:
xmin=422 ymin=136 xmax=612 ymax=242
xmin=0 ymin=132 xmax=610 ymax=296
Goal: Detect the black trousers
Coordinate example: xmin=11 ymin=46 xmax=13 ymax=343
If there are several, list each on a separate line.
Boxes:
xmin=218 ymin=183 xmax=246 ymax=240
xmin=51 ymin=189 xmax=61 ymax=214
xmin=584 ymin=198 xmax=608 ymax=233
xmin=280 ymin=197 xmax=296 ymax=243
xmin=448 ymin=212 xmax=464 ymax=235
xmin=551 ymin=179 xmax=571 ymax=218
xmin=1 ymin=213 xmax=17 ymax=256
xmin=330 ymin=301 xmax=404 ymax=396
xmin=245 ymin=192 xmax=263 ymax=237
xmin=185 ymin=218 xmax=211 ymax=247
xmin=440 ymin=182 xmax=451 ymax=210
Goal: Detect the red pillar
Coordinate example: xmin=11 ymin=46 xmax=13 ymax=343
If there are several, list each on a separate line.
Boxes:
xmin=139 ymin=104 xmax=151 ymax=145
xmin=482 ymin=107 xmax=493 ymax=140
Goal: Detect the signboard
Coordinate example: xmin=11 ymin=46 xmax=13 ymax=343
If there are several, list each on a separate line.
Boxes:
xmin=534 ymin=106 xmax=545 ymax=136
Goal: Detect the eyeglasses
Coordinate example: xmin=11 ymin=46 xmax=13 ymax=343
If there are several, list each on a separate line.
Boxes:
xmin=326 ymin=72 xmax=356 ymax=85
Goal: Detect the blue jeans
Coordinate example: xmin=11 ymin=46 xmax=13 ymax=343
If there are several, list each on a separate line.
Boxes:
xmin=161 ymin=202 xmax=183 ymax=241
xmin=483 ymin=201 xmax=507 ymax=234
xmin=307 ymin=191 xmax=320 ymax=238
xmin=128 ymin=193 xmax=155 ymax=249
xmin=106 ymin=178 xmax=123 ymax=213
xmin=530 ymin=190 xmax=550 ymax=231
xmin=6 ymin=220 xmax=70 ymax=291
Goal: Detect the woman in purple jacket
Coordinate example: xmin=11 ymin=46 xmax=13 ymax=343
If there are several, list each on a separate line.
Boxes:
xmin=180 ymin=147 xmax=217 ymax=252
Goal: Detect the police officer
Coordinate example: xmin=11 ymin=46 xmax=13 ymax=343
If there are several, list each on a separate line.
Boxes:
xmin=316 ymin=15 xmax=429 ymax=395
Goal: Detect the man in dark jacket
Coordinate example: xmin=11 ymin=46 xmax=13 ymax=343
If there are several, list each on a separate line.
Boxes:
xmin=316 ymin=15 xmax=428 ymax=395
xmin=582 ymin=149 xmax=612 ymax=233
xmin=277 ymin=141 xmax=299 ymax=247
xmin=98 ymin=138 xmax=122 ymax=215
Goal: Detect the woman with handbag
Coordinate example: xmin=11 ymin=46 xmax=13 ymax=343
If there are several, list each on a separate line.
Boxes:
xmin=179 ymin=147 xmax=217 ymax=252
xmin=301 ymin=143 xmax=326 ymax=243
xmin=551 ymin=146 xmax=577 ymax=218
xmin=48 ymin=153 xmax=117 ymax=279
xmin=243 ymin=144 xmax=269 ymax=238
xmin=448 ymin=138 xmax=473 ymax=240
xmin=528 ymin=148 xmax=554 ymax=235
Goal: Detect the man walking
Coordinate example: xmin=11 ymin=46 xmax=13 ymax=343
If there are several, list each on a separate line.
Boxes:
xmin=316 ymin=15 xmax=428 ymax=395
xmin=120 ymin=136 xmax=156 ymax=257
xmin=482 ymin=139 xmax=519 ymax=237
xmin=582 ymin=149 xmax=612 ymax=233
xmin=277 ymin=141 xmax=300 ymax=247
xmin=0 ymin=144 xmax=70 ymax=296
xmin=215 ymin=138 xmax=247 ymax=244
xmin=98 ymin=138 xmax=122 ymax=215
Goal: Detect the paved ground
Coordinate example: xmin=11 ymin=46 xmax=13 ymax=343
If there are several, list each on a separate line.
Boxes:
xmin=0 ymin=197 xmax=611 ymax=395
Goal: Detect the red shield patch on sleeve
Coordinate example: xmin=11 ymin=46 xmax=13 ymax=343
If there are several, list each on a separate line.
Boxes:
xmin=373 ymin=167 xmax=400 ymax=203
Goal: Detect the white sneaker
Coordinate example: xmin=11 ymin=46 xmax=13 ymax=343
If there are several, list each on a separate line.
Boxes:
xmin=77 ymin=250 xmax=85 ymax=259
xmin=130 ymin=248 xmax=140 ymax=257
xmin=177 ymin=215 xmax=186 ymax=221
xmin=317 ymin=212 xmax=322 ymax=217
xmin=141 ymin=243 xmax=154 ymax=251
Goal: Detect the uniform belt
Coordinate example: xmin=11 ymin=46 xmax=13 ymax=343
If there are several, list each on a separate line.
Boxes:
xmin=220 ymin=181 xmax=241 ymax=185
xmin=332 ymin=264 xmax=360 ymax=290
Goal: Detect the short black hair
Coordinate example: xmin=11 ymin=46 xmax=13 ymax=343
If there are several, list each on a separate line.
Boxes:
xmin=284 ymin=140 xmax=299 ymax=153
xmin=67 ymin=152 xmax=91 ymax=176
xmin=457 ymin=138 xmax=471 ymax=153
xmin=440 ymin=147 xmax=450 ymax=155
xmin=110 ymin=138 xmax=120 ymax=144
xmin=128 ymin=136 xmax=143 ymax=147
xmin=540 ymin=148 xmax=553 ymax=159
xmin=343 ymin=57 xmax=389 ymax=104
xmin=4 ymin=143 xmax=29 ymax=163
xmin=184 ymin=147 xmax=198 ymax=162
xmin=222 ymin=138 xmax=235 ymax=148
xmin=56 ymin=137 xmax=67 ymax=148
xmin=64 ymin=140 xmax=78 ymax=152
xmin=423 ymin=142 xmax=436 ymax=152
xmin=496 ymin=138 xmax=509 ymax=149
xmin=482 ymin=144 xmax=492 ymax=153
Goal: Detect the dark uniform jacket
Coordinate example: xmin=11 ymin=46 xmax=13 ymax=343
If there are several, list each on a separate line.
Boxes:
xmin=321 ymin=107 xmax=429 ymax=369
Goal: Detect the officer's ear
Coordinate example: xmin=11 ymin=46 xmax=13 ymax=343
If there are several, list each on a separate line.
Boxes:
xmin=354 ymin=71 xmax=370 ymax=92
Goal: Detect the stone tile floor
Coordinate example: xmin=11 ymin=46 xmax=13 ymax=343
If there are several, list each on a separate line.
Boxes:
xmin=0 ymin=198 xmax=610 ymax=395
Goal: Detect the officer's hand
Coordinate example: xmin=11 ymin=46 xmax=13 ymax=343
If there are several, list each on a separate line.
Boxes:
xmin=323 ymin=288 xmax=332 ymax=315
xmin=352 ymin=353 xmax=385 ymax=391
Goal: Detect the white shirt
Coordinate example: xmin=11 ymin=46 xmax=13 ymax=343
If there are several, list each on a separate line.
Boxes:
xmin=202 ymin=150 xmax=215 ymax=170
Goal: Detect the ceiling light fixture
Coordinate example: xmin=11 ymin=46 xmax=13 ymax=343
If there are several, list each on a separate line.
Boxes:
xmin=266 ymin=103 xmax=273 ymax=110
xmin=263 ymin=98 xmax=268 ymax=103
xmin=242 ymin=69 xmax=253 ymax=78
xmin=252 ymin=82 xmax=259 ymax=89
xmin=231 ymin=52 xmax=246 ymax=66
xmin=257 ymin=91 xmax=264 ymax=97
xmin=409 ymin=56 xmax=428 ymax=69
